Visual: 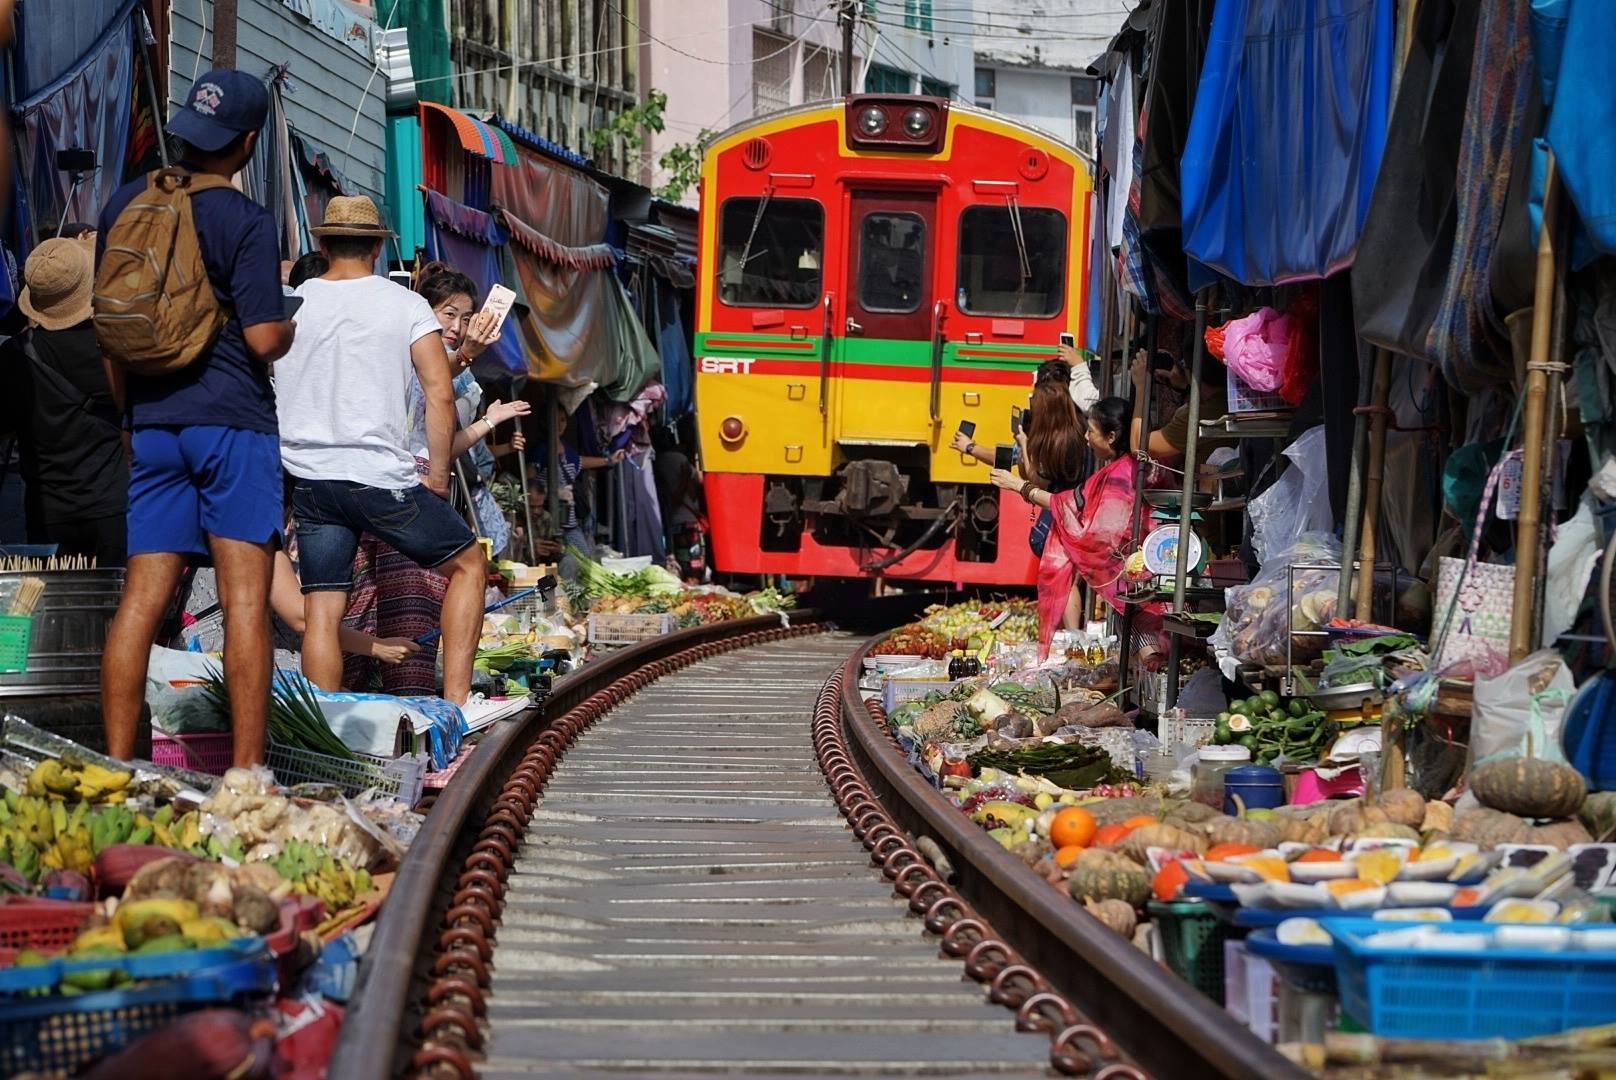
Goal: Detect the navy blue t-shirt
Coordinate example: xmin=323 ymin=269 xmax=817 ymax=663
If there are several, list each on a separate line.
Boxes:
xmin=96 ymin=173 xmax=284 ymax=433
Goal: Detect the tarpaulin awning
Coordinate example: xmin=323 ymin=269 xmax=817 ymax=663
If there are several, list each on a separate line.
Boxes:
xmin=423 ymin=189 xmax=525 ymax=377
xmin=500 ymin=210 xmax=617 ymax=271
xmin=1180 ymin=0 xmax=1395 ymax=288
xmin=419 ymin=102 xmax=517 ymax=165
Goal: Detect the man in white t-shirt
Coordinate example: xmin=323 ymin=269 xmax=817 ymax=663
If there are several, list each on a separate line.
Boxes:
xmin=275 ymin=195 xmax=484 ymax=705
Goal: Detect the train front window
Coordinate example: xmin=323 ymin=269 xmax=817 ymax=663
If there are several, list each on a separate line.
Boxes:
xmin=717 ymin=197 xmax=824 ymax=308
xmin=857 ymin=212 xmax=926 ymax=314
xmin=955 ymin=205 xmax=1067 ymax=317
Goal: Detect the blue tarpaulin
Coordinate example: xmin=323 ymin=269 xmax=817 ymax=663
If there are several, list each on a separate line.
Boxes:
xmin=1180 ymin=0 xmax=1394 ymax=288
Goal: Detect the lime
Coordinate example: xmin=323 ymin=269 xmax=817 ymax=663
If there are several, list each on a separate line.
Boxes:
xmin=1216 ymin=711 xmax=1231 ymax=725
xmin=1289 ymin=700 xmax=1308 ymax=718
xmin=1259 ymin=690 xmax=1281 ymax=709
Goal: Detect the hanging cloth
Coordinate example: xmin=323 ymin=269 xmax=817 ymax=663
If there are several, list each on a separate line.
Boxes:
xmin=1352 ymin=0 xmax=1481 ymax=359
xmin=1426 ymin=0 xmax=1538 ymax=393
xmin=1180 ymin=0 xmax=1394 ymax=288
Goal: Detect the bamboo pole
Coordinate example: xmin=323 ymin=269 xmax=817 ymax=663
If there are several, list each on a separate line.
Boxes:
xmin=1355 ymin=349 xmax=1393 ymax=618
xmin=1511 ymin=152 xmax=1562 ymax=663
xmin=1336 ymin=356 xmax=1369 ymax=615
xmin=1165 ymin=291 xmax=1210 ymax=708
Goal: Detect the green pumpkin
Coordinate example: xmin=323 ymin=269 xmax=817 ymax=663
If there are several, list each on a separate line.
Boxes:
xmin=1469 ymin=758 xmax=1587 ymax=819
xmin=1066 ymin=850 xmax=1150 ymax=906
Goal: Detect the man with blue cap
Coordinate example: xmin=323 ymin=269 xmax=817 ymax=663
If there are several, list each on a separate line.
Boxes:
xmin=97 ymin=70 xmax=296 ymax=768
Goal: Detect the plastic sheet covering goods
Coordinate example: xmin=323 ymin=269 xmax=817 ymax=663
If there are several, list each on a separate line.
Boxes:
xmin=1180 ymin=0 xmax=1395 ymax=287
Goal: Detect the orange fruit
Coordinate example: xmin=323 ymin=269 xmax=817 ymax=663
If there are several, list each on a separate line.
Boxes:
xmin=1049 ymin=807 xmax=1098 ymax=849
xmin=1092 ymin=823 xmax=1134 ymax=849
xmin=1153 ymin=860 xmax=1189 ymax=902
xmin=1295 ymin=848 xmax=1341 ymax=863
xmin=1054 ymin=845 xmax=1085 ymax=868
xmin=1204 ymin=843 xmax=1260 ymax=862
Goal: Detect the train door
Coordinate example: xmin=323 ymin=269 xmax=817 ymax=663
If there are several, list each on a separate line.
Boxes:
xmin=836 ymin=190 xmax=936 ymax=442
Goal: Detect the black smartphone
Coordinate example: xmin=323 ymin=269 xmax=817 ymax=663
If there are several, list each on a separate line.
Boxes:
xmin=957 ymin=419 xmax=976 ymax=437
xmin=994 ymin=444 xmax=1014 ymax=471
xmin=1010 ymin=407 xmax=1023 ymax=436
xmin=1059 ymin=332 xmax=1075 ymax=349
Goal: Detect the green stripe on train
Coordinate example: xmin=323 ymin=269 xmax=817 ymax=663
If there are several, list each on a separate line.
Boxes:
xmin=694 ymin=332 xmax=1050 ymax=369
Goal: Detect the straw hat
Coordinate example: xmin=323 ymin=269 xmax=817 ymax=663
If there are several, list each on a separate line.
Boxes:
xmin=311 ymin=195 xmax=395 ymax=238
xmin=19 ymin=237 xmax=94 ymax=331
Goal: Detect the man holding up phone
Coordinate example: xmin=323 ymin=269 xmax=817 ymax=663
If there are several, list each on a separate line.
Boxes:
xmin=273 ymin=196 xmax=485 ymax=707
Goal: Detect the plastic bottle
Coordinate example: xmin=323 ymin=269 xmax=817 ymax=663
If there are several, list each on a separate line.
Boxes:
xmin=948 ymin=649 xmax=965 ymax=680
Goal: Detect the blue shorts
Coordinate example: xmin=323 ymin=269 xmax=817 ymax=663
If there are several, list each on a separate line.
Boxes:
xmin=128 ymin=426 xmax=284 ymax=557
xmin=291 ymin=478 xmax=477 ymax=593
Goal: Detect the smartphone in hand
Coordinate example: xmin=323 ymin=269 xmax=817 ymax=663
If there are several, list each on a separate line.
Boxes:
xmin=994 ymin=444 xmax=1014 ymax=471
xmin=481 ymin=283 xmax=518 ymax=335
xmin=1059 ymin=332 xmax=1075 ymax=349
xmin=957 ymin=419 xmax=976 ymax=437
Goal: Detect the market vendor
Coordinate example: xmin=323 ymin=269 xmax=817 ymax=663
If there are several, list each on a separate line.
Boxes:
xmin=1130 ymin=348 xmax=1232 ymax=465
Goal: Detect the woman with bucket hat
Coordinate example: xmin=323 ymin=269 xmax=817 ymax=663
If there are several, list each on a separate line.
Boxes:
xmin=7 ymin=237 xmax=128 ymax=564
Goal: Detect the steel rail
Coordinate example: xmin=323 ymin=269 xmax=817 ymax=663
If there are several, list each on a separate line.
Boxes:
xmin=332 ymin=612 xmax=821 ymax=1080
xmin=834 ymin=635 xmax=1309 ymax=1080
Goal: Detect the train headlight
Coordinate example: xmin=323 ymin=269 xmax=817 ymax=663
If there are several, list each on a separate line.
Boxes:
xmin=719 ymin=416 xmax=746 ymax=444
xmin=856 ymin=106 xmax=888 ymax=138
xmin=902 ymin=107 xmax=933 ymax=140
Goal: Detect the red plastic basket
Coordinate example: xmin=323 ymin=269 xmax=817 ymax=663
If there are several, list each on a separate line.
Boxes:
xmin=0 ymin=897 xmax=95 ymax=964
xmin=150 ymin=730 xmax=234 ymax=775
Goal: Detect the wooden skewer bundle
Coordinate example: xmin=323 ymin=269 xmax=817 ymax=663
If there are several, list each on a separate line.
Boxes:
xmin=8 ymin=577 xmax=44 ymax=616
xmin=0 ymin=554 xmax=98 ymax=572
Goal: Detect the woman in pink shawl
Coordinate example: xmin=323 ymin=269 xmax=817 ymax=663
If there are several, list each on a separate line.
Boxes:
xmin=991 ymin=396 xmax=1162 ymax=661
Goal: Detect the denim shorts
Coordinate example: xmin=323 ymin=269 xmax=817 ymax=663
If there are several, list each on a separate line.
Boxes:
xmin=290 ymin=478 xmax=476 ymax=593
xmin=128 ymin=426 xmax=284 ymax=557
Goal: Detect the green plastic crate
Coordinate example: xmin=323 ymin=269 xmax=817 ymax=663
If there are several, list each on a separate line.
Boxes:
xmin=1149 ymin=899 xmax=1243 ymax=1004
xmin=0 ymin=616 xmax=32 ymax=674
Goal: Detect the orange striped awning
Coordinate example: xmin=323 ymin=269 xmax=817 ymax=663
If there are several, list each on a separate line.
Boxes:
xmin=419 ymin=101 xmax=517 ymax=165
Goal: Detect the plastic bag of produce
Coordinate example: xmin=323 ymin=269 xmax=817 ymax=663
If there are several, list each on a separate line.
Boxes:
xmin=1468 ymin=650 xmax=1574 ymax=770
xmin=1214 ymin=533 xmax=1344 ymax=667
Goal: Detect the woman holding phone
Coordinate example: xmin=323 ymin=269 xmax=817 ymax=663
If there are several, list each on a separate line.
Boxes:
xmin=342 ymin=263 xmax=529 ymax=694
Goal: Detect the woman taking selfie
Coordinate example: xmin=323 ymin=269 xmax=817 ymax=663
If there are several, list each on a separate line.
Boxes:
xmin=990 ymin=396 xmax=1162 ymax=661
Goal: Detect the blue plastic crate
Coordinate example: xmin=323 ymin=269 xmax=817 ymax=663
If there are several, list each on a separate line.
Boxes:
xmin=0 ymin=946 xmax=274 ymax=1076
xmin=1324 ymin=918 xmax=1616 ymax=1040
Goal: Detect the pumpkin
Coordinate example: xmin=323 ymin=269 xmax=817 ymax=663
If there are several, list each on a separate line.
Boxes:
xmin=1421 ymin=800 xmax=1454 ymax=835
xmin=1468 ymin=757 xmax=1587 ymax=819
xmin=1120 ymin=823 xmax=1207 ymax=864
xmin=1204 ymin=815 xmax=1282 ymax=850
xmin=1092 ymin=823 xmax=1135 ymax=849
xmin=1162 ymin=800 xmax=1221 ymax=827
xmin=1086 ymin=797 xmax=1165 ymax=825
xmin=1277 ymin=811 xmax=1330 ymax=846
xmin=1327 ymin=799 xmax=1389 ymax=837
xmin=1084 ymin=898 xmax=1138 ymax=937
xmin=1355 ymin=823 xmax=1421 ymax=842
xmin=1068 ymin=849 xmax=1151 ymax=906
xmin=1152 ymin=861 xmax=1189 ymax=902
xmin=1450 ymin=808 xmax=1532 ymax=849
xmin=1580 ymin=791 xmax=1616 ymax=842
xmin=1371 ymin=788 xmax=1427 ymax=829
xmin=1526 ymin=818 xmax=1593 ymax=850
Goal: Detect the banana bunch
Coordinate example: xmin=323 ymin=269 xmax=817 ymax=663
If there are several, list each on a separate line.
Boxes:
xmin=270 ymin=839 xmax=372 ymax=908
xmin=86 ymin=805 xmax=153 ymax=853
xmin=23 ymin=758 xmax=132 ymax=803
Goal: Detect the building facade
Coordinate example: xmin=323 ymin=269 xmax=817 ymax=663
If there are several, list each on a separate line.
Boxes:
xmin=643 ymin=1 xmax=975 ymax=200
xmin=970 ymin=0 xmax=1113 ymax=155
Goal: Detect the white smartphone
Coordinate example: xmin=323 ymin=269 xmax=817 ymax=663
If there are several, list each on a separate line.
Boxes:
xmin=481 ymin=283 xmax=517 ymax=335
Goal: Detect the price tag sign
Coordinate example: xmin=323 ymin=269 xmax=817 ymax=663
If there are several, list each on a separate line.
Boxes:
xmin=1496 ymin=451 xmax=1523 ymax=521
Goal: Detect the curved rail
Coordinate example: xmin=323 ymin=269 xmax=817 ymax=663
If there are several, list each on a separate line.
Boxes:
xmin=336 ymin=607 xmax=1306 ymax=1079
xmin=832 ymin=636 xmax=1307 ymax=1080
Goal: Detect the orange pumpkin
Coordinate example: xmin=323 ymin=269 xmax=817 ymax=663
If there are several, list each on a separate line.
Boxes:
xmin=1054 ymin=845 xmax=1085 ymax=868
xmin=1050 ymin=807 xmax=1098 ymax=849
xmin=1152 ymin=860 xmax=1190 ymax=902
xmin=1294 ymin=848 xmax=1341 ymax=863
xmin=1093 ymin=823 xmax=1135 ymax=849
xmin=1120 ymin=814 xmax=1159 ymax=830
xmin=1204 ymin=843 xmax=1260 ymax=862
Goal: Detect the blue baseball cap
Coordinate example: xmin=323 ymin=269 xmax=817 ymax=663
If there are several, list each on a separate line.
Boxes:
xmin=167 ymin=69 xmax=269 ymax=152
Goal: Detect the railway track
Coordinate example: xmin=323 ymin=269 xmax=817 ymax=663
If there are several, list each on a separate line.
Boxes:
xmin=334 ymin=614 xmax=1301 ymax=1080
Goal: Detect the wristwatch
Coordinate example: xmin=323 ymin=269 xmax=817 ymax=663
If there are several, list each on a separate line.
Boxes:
xmin=965 ymin=440 xmax=976 ymax=455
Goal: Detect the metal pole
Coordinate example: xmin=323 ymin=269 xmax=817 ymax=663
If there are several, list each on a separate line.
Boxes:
xmin=1355 ymin=349 xmax=1393 ymax=618
xmin=1336 ymin=350 xmax=1370 ymax=617
xmin=1165 ymin=291 xmax=1209 ymax=708
xmin=1511 ymin=152 xmax=1562 ymax=663
xmin=137 ymin=11 xmax=171 ymax=167
xmin=1121 ymin=315 xmax=1156 ymax=704
xmin=839 ymin=1 xmax=855 ymax=97
xmin=517 ymin=446 xmax=538 ymax=564
xmin=548 ymin=388 xmax=562 ymax=541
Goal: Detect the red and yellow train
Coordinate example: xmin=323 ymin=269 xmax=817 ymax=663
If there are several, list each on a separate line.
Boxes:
xmin=695 ymin=94 xmax=1092 ymax=584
